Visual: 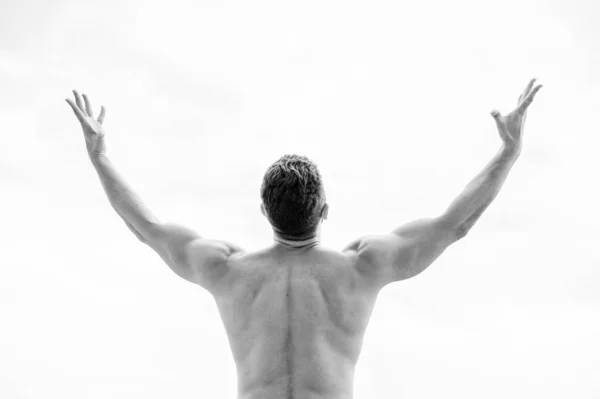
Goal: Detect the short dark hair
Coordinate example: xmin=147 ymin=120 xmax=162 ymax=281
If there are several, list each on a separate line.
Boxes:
xmin=260 ymin=154 xmax=326 ymax=237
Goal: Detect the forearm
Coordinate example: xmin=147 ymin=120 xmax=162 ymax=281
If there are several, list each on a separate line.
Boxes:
xmin=90 ymin=153 xmax=160 ymax=241
xmin=443 ymin=144 xmax=521 ymax=239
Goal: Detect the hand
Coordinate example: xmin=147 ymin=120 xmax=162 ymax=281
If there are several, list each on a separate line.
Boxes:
xmin=490 ymin=78 xmax=543 ymax=152
xmin=66 ymin=90 xmax=107 ymax=156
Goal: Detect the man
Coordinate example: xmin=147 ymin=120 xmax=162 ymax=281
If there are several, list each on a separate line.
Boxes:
xmin=66 ymin=78 xmax=542 ymax=399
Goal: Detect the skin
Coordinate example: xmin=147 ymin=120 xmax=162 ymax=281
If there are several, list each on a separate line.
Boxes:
xmin=66 ymin=79 xmax=542 ymax=399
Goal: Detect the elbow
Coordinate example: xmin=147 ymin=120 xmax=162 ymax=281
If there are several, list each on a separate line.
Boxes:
xmin=452 ymin=211 xmax=481 ymax=242
xmin=438 ymin=214 xmax=469 ymax=242
xmin=133 ymin=229 xmax=147 ymax=244
xmin=134 ymin=228 xmax=149 ymax=244
xmin=124 ymin=220 xmax=148 ymax=243
xmin=454 ymin=224 xmax=469 ymax=241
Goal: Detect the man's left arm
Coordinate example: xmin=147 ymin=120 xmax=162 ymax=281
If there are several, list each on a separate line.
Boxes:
xmin=91 ymin=154 xmax=243 ymax=287
xmin=67 ymin=91 xmax=243 ymax=291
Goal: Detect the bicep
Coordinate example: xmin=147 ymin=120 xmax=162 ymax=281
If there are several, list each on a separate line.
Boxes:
xmin=353 ymin=217 xmax=458 ymax=287
xmin=144 ymin=222 xmax=243 ymax=290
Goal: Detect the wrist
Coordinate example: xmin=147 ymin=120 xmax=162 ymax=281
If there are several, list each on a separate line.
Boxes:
xmin=502 ymin=142 xmax=522 ymax=158
xmin=89 ymin=151 xmax=108 ymax=164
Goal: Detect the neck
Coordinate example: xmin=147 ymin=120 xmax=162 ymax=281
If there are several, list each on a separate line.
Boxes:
xmin=274 ymin=234 xmax=320 ymax=248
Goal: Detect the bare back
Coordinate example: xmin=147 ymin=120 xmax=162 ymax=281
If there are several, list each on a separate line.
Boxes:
xmin=212 ymin=243 xmax=380 ymax=399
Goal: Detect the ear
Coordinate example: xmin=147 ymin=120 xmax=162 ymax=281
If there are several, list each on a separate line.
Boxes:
xmin=321 ymin=203 xmax=329 ymax=221
xmin=260 ymin=203 xmax=266 ymax=217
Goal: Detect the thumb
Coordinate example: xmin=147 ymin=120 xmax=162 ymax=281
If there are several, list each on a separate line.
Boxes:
xmin=490 ymin=109 xmax=503 ymax=130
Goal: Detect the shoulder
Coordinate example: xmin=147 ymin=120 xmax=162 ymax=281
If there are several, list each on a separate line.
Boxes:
xmin=341 ymin=237 xmax=387 ymax=289
xmin=187 ymin=239 xmax=245 ymax=264
xmin=344 ymin=218 xmax=459 ymax=288
xmin=185 ymin=239 xmax=246 ymax=292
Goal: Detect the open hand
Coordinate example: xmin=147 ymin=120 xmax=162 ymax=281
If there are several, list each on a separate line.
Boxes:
xmin=66 ymin=90 xmax=107 ymax=156
xmin=490 ymin=78 xmax=543 ymax=152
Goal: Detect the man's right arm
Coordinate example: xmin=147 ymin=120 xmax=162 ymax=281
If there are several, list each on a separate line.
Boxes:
xmin=348 ymin=143 xmax=519 ymax=288
xmin=346 ymin=79 xmax=542 ymax=289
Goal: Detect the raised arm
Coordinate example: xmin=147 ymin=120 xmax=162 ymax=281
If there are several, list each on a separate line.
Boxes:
xmin=65 ymin=91 xmax=243 ymax=292
xmin=347 ymin=79 xmax=543 ymax=289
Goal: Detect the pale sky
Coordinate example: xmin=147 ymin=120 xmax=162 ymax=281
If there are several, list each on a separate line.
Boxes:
xmin=1 ymin=0 xmax=599 ymax=398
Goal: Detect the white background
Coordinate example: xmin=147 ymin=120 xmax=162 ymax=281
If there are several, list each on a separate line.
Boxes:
xmin=1 ymin=0 xmax=599 ymax=397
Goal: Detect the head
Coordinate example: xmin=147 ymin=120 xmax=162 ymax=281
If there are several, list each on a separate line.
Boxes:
xmin=260 ymin=154 xmax=329 ymax=240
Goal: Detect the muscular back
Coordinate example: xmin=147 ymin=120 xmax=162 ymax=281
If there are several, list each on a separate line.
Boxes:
xmin=212 ymin=243 xmax=381 ymax=399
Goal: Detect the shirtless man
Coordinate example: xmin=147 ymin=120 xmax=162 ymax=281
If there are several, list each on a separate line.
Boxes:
xmin=66 ymin=79 xmax=542 ymax=399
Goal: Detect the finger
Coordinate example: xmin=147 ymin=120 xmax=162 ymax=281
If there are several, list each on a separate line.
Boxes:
xmin=520 ymin=78 xmax=536 ymax=103
xmin=490 ymin=109 xmax=503 ymax=130
xmin=516 ymin=84 xmax=542 ymax=113
xmin=97 ymin=106 xmax=106 ymax=124
xmin=65 ymin=98 xmax=86 ymax=124
xmin=73 ymin=90 xmax=85 ymax=113
xmin=82 ymin=93 xmax=94 ymax=117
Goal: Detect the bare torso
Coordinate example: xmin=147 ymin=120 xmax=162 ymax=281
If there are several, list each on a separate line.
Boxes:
xmin=211 ymin=242 xmax=379 ymax=399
